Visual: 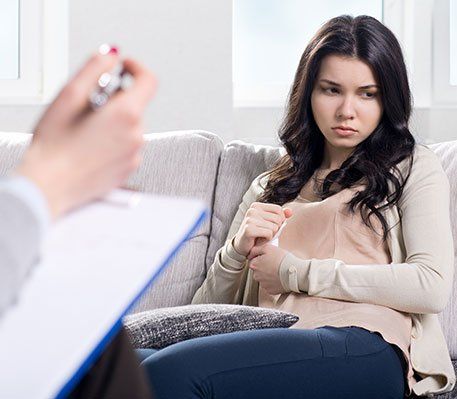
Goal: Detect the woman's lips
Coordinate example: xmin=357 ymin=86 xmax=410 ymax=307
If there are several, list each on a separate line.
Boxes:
xmin=332 ymin=127 xmax=357 ymax=137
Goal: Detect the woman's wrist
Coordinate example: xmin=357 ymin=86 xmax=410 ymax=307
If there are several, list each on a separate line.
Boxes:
xmin=232 ymin=236 xmax=246 ymax=257
xmin=279 ymin=252 xmax=311 ymax=293
xmin=227 ymin=236 xmax=248 ymax=262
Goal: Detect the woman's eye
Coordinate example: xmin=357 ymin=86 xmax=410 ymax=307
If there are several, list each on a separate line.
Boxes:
xmin=362 ymin=91 xmax=377 ymax=99
xmin=323 ymin=87 xmax=339 ymax=94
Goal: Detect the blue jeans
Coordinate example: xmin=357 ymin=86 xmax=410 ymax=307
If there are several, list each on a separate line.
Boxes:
xmin=139 ymin=326 xmax=406 ymax=399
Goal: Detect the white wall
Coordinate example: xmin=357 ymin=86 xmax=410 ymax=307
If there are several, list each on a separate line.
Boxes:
xmin=0 ymin=0 xmax=235 ymax=141
xmin=0 ymin=0 xmax=455 ymax=145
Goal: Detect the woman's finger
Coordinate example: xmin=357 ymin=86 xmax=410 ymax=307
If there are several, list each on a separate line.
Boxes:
xmin=251 ymin=202 xmax=286 ymax=215
xmin=248 ymin=245 xmax=265 ymax=260
xmin=247 ymin=225 xmax=276 ymax=242
xmin=258 ymin=210 xmax=284 ymax=226
xmin=252 ymin=219 xmax=279 ymax=235
xmin=284 ymin=207 xmax=293 ymax=218
xmin=254 ymin=237 xmax=269 ymax=247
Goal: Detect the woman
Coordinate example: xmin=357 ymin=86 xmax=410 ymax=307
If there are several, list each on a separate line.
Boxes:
xmin=142 ymin=15 xmax=455 ymax=398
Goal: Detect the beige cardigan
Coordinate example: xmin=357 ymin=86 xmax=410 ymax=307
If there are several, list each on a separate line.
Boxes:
xmin=192 ymin=144 xmax=456 ymax=397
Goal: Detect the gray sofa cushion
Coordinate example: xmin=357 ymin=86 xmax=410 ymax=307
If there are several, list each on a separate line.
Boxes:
xmin=206 ymin=140 xmax=283 ymax=271
xmin=123 ymin=304 xmax=299 ymax=349
xmin=0 ymin=132 xmax=31 ymax=176
xmin=428 ymin=141 xmax=457 ymax=359
xmin=0 ymin=130 xmax=223 ymax=311
xmin=127 ymin=131 xmax=224 ymax=311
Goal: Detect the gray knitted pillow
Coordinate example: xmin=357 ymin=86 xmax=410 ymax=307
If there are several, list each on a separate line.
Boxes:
xmin=123 ymin=304 xmax=299 ymax=349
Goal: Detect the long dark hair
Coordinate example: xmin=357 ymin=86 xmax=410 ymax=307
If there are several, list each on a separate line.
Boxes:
xmin=258 ymin=15 xmax=415 ymax=242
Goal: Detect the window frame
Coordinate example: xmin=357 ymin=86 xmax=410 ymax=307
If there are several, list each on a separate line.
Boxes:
xmin=0 ymin=0 xmax=68 ymax=105
xmin=432 ymin=0 xmax=457 ymax=105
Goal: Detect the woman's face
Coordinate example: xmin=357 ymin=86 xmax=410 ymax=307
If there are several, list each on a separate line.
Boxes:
xmin=311 ymin=54 xmax=383 ymax=158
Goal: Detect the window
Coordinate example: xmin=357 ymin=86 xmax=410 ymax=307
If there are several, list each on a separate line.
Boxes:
xmin=233 ymin=0 xmax=457 ymax=108
xmin=450 ymin=0 xmax=457 ymax=86
xmin=0 ymin=0 xmax=19 ymax=79
xmin=0 ymin=0 xmax=68 ymax=104
xmin=233 ymin=0 xmax=383 ymax=107
xmin=433 ymin=0 xmax=457 ymax=104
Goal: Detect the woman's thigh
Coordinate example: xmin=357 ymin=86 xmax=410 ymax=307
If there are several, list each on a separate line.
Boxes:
xmin=141 ymin=326 xmax=405 ymax=399
xmin=136 ymin=348 xmax=159 ymax=363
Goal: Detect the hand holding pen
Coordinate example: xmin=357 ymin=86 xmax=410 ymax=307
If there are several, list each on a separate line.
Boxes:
xmin=17 ymin=44 xmax=156 ymax=218
xmin=89 ymin=44 xmax=128 ymax=110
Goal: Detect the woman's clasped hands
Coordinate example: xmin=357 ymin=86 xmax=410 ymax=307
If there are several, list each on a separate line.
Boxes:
xmin=233 ymin=202 xmax=293 ymax=295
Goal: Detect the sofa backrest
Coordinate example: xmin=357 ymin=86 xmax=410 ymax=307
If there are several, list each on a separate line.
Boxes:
xmin=126 ymin=131 xmax=223 ymax=311
xmin=0 ymin=132 xmax=31 ymax=174
xmin=206 ymin=140 xmax=283 ymax=270
xmin=0 ymin=130 xmax=224 ymax=311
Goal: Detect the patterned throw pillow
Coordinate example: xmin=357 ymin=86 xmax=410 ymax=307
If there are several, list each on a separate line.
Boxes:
xmin=123 ymin=304 xmax=299 ymax=349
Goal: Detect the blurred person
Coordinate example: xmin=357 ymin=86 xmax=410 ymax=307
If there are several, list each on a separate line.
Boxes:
xmin=0 ymin=45 xmax=156 ymax=399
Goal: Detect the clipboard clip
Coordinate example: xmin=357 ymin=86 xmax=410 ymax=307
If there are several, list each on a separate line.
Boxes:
xmin=103 ymin=190 xmax=141 ymax=208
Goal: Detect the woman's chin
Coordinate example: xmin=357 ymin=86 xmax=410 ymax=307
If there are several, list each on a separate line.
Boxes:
xmin=327 ymin=138 xmax=358 ymax=149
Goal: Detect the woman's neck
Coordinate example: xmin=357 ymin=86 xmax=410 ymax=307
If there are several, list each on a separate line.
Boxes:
xmin=321 ymin=144 xmax=354 ymax=170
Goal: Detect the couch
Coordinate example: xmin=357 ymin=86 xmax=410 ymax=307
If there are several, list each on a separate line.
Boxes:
xmin=0 ymin=130 xmax=455 ymax=398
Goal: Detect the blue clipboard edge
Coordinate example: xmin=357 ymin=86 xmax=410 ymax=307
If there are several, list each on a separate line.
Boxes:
xmin=55 ymin=206 xmax=208 ymax=399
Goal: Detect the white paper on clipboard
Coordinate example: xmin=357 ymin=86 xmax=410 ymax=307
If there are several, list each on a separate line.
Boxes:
xmin=0 ymin=189 xmax=207 ymax=399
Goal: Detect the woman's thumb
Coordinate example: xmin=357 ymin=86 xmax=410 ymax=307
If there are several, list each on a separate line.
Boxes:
xmin=283 ymin=208 xmax=293 ymax=218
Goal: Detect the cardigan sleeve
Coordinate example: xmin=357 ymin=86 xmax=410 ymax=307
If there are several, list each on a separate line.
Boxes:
xmin=191 ymin=174 xmax=266 ymax=304
xmin=279 ymin=145 xmax=455 ymax=314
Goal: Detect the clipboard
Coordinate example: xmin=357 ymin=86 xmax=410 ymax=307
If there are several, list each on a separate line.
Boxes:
xmin=0 ymin=190 xmax=207 ymax=399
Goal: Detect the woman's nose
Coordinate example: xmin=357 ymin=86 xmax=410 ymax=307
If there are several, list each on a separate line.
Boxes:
xmin=336 ymin=97 xmax=356 ymax=120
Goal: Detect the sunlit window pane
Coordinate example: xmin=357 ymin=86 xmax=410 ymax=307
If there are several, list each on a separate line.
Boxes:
xmin=233 ymin=0 xmax=383 ymax=93
xmin=0 ymin=0 xmax=19 ymax=79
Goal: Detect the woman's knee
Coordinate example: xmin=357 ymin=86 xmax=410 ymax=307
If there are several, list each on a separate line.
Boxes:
xmin=141 ymin=340 xmax=216 ymax=398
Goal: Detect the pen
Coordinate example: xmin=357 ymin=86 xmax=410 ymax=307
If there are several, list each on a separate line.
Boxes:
xmin=89 ymin=63 xmax=125 ymax=110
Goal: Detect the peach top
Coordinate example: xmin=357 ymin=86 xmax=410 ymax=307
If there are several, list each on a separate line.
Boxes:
xmin=258 ymin=186 xmax=417 ymax=393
